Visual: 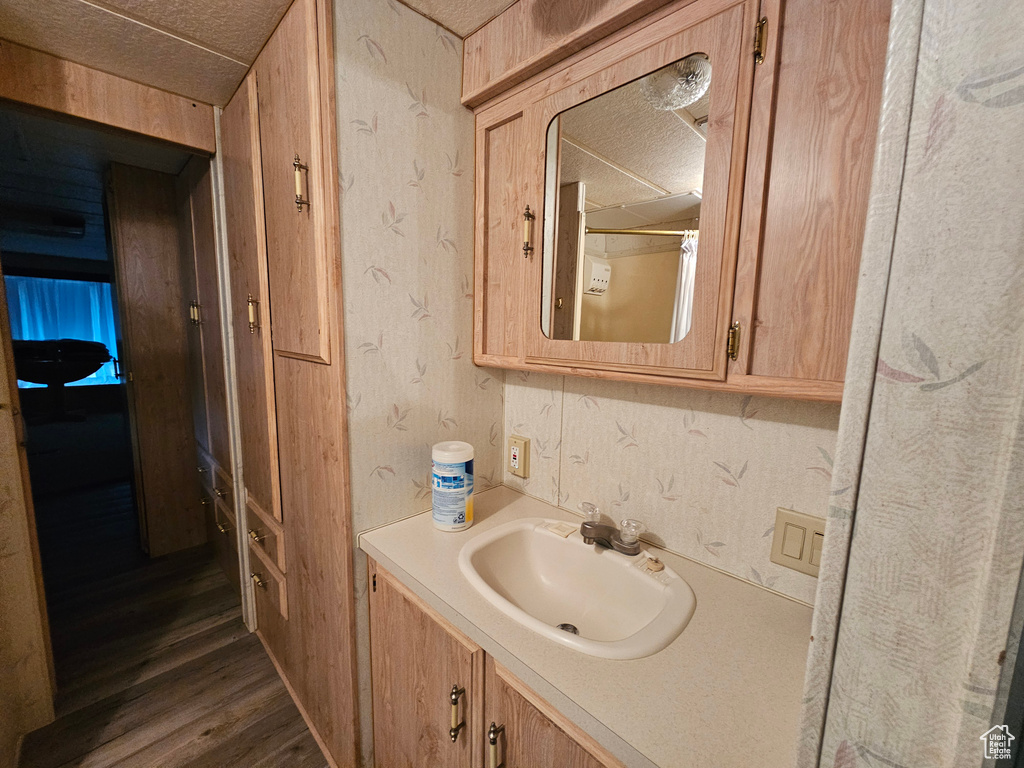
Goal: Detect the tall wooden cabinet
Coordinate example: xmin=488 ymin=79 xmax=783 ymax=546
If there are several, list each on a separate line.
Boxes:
xmin=368 ymin=561 xmax=624 ymax=768
xmin=468 ymin=0 xmax=890 ymax=401
xmin=220 ymin=0 xmax=358 ymax=762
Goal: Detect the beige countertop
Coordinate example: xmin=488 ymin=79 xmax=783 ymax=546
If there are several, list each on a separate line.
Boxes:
xmin=359 ymin=485 xmax=812 ymax=768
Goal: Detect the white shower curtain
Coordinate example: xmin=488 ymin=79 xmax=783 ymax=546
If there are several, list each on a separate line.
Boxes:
xmin=669 ymin=236 xmax=697 ymax=343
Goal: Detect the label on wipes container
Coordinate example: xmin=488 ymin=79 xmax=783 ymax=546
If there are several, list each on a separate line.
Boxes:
xmin=432 ymin=459 xmax=474 ymax=530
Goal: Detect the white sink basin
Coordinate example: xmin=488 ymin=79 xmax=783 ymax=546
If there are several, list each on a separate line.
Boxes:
xmin=458 ymin=518 xmax=696 ymax=659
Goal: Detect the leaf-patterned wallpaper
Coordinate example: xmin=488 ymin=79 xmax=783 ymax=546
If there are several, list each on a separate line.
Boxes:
xmin=504 ymin=371 xmax=841 ymax=604
xmin=332 ymin=1 xmax=501 ymax=763
xmin=335 ymin=0 xmax=502 ymax=536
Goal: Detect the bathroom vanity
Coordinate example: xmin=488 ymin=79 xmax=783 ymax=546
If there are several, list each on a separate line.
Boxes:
xmin=360 ymin=487 xmax=813 ymax=768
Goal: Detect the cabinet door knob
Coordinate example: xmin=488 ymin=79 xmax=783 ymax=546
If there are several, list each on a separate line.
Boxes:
xmin=215 ymin=521 xmax=229 ymax=535
xmin=449 ymin=685 xmax=466 ymax=742
xmin=488 ymin=722 xmax=505 ymax=768
xmin=214 ymin=487 xmax=227 ymax=499
xmin=248 ymin=528 xmax=265 ymax=544
xmin=251 ymin=572 xmax=267 ymax=589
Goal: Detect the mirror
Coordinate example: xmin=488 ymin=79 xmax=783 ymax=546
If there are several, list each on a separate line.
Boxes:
xmin=541 ymin=54 xmax=711 ymax=343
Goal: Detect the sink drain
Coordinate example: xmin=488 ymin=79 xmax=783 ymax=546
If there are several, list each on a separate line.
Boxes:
xmin=556 ymin=623 xmax=579 ymax=635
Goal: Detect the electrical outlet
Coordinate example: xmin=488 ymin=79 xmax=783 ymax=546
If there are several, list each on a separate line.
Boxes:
xmin=769 ymin=507 xmax=826 ymax=578
xmin=508 ymin=435 xmax=530 ymax=479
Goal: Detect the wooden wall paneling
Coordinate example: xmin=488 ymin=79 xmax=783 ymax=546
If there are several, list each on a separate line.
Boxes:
xmin=485 ymin=658 xmax=624 ymax=768
xmin=0 ymin=264 xmax=56 ymax=731
xmin=743 ymin=0 xmax=890 ymax=382
xmin=176 ymin=162 xmax=211 ymax=456
xmin=462 ymin=0 xmax=691 ymax=108
xmin=521 ymin=0 xmax=755 ymax=380
xmin=0 ymin=40 xmax=216 ymax=154
xmin=473 ymin=109 xmax=529 ymax=362
xmin=189 ymin=158 xmax=233 ymax=470
xmin=369 ymin=562 xmax=484 ymax=768
xmin=221 ymin=74 xmax=284 ymax=523
xmin=254 ymin=0 xmax=332 ymax=364
xmin=107 ymin=163 xmax=205 ymax=558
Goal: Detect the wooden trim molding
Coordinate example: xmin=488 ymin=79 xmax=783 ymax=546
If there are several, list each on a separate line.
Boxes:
xmin=462 ymin=0 xmax=686 ymax=108
xmin=0 ymin=39 xmax=216 ymax=154
xmin=475 ymin=353 xmax=844 ymax=402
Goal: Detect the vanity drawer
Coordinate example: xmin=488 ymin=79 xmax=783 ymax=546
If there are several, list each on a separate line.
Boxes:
xmin=246 ymin=499 xmax=286 ymax=572
xmin=249 ymin=541 xmax=288 ymax=619
xmin=197 ymin=448 xmax=216 ymax=495
xmin=211 ymin=497 xmax=240 ymax=588
xmin=211 ymin=464 xmax=234 ymax=509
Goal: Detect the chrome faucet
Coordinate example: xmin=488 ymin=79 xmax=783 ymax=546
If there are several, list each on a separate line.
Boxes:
xmin=578 ymin=503 xmax=644 ymax=556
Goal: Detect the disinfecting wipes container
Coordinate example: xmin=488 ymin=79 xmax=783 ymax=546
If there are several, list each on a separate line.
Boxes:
xmin=432 ymin=441 xmax=474 ymax=532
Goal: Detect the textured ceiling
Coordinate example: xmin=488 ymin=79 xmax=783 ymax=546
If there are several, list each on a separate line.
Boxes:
xmin=0 ymin=0 xmax=291 ymax=105
xmin=397 ymin=0 xmax=516 ymax=36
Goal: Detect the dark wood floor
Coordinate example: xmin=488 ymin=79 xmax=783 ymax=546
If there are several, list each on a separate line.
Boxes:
xmin=20 ymin=544 xmax=328 ymax=768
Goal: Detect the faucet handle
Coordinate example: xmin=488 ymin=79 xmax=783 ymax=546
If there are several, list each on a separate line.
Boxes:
xmin=579 ymin=502 xmax=601 ymax=523
xmin=619 ymin=519 xmax=644 ymax=545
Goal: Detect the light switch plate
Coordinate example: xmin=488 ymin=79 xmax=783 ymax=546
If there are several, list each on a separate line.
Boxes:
xmin=770 ymin=507 xmax=826 ymax=577
xmin=508 ymin=435 xmax=530 ymax=479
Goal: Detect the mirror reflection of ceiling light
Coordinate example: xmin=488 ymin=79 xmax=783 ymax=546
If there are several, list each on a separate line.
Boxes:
xmin=640 ymin=54 xmax=712 ymax=111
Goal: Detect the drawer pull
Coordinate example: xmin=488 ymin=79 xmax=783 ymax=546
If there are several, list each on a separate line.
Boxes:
xmin=214 ymin=487 xmax=227 ymax=499
xmin=248 ymin=528 xmax=265 ymax=544
xmin=449 ymin=685 xmax=466 ymax=742
xmin=251 ymin=572 xmax=267 ymax=589
xmin=488 ymin=722 xmax=505 ymax=768
xmin=215 ymin=521 xmax=229 ymax=535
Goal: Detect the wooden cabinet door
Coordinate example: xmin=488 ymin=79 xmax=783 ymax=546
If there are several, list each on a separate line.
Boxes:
xmin=222 ymin=74 xmax=283 ymax=524
xmin=485 ymin=658 xmax=623 ymax=768
xmin=253 ymin=0 xmax=331 ymax=364
xmin=369 ymin=561 xmax=484 ymax=768
xmin=189 ymin=159 xmax=231 ymax=470
xmin=474 ymin=109 xmax=533 ymax=364
xmin=175 ymin=167 xmax=209 ymax=456
xmin=176 ymin=156 xmax=231 ymax=471
xmin=729 ymin=0 xmax=890 ymax=388
xmin=108 ymin=163 xmax=205 ymax=557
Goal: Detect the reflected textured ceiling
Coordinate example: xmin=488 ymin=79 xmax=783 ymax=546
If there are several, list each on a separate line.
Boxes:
xmin=0 ymin=0 xmax=292 ymax=105
xmin=558 ymin=74 xmax=710 ymax=223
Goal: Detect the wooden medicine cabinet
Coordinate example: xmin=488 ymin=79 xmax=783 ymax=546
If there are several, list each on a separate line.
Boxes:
xmin=470 ymin=0 xmax=890 ymax=401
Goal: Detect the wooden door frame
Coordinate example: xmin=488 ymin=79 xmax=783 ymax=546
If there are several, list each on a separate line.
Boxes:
xmin=0 ymin=260 xmax=56 ymax=696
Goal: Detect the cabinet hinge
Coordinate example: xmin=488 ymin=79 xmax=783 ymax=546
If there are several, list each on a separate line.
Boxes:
xmin=754 ymin=17 xmax=767 ymax=64
xmin=372 ymin=573 xmax=377 ymax=592
xmin=727 ymin=321 xmax=741 ymax=361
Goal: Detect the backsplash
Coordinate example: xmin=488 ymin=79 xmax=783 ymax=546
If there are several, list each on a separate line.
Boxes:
xmin=504 ymin=372 xmax=841 ymax=604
